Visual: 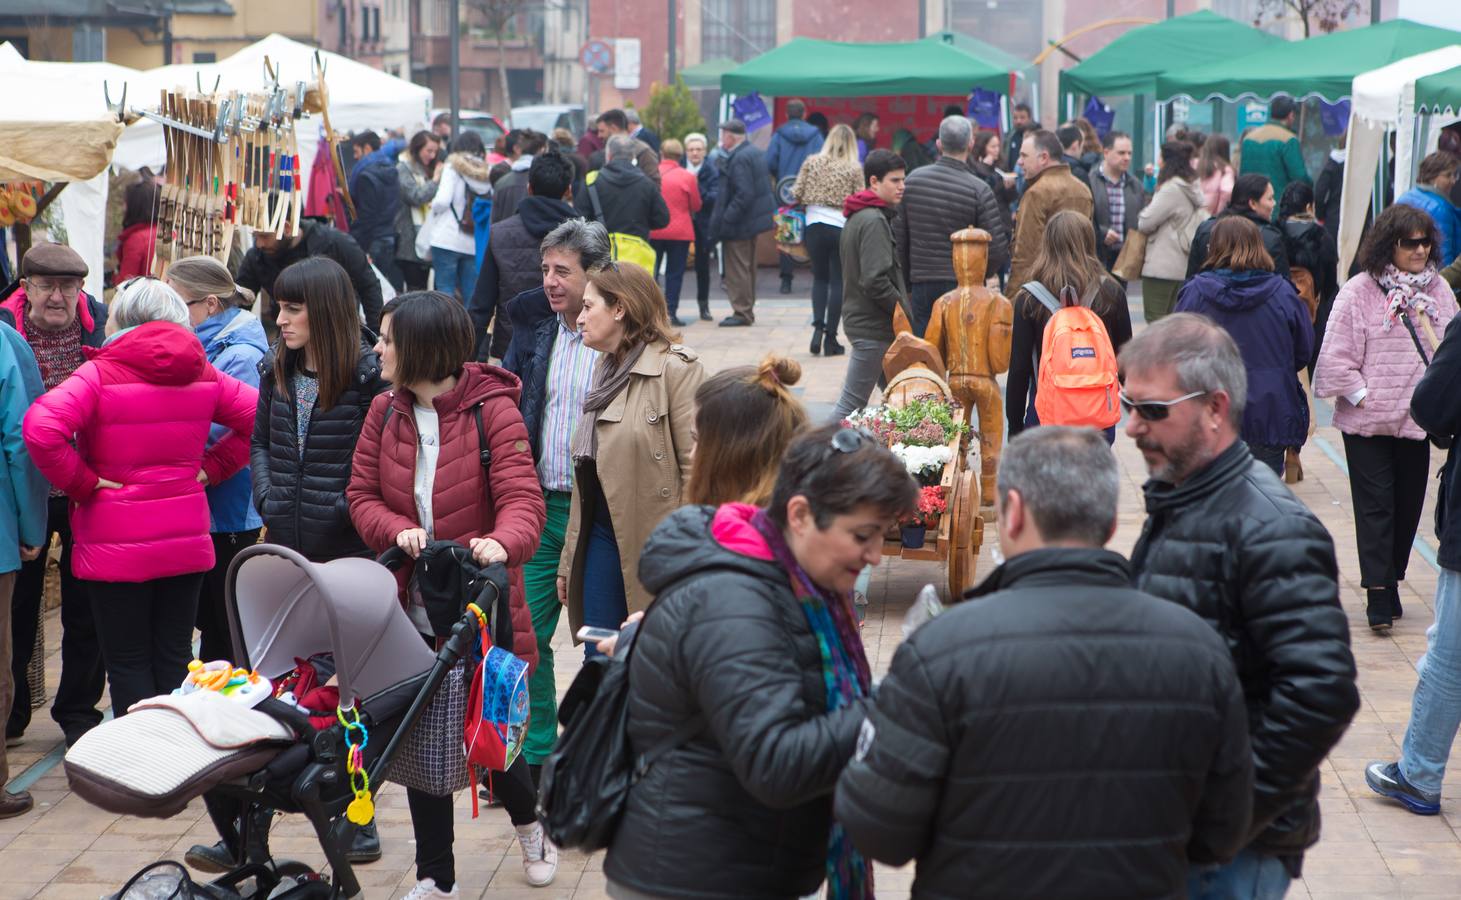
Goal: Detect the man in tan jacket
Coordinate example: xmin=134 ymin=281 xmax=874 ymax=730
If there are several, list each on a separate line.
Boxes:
xmin=1008 ymin=130 xmax=1095 ymax=289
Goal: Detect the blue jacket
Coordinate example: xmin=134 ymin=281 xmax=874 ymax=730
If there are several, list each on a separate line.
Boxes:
xmin=765 ymin=119 xmax=824 ymax=182
xmin=1396 ymin=185 xmax=1461 ymax=267
xmin=1174 ymin=269 xmax=1313 ymax=448
xmin=196 ymin=307 xmax=269 ymax=532
xmin=0 ymin=321 xmax=47 ymax=573
xmin=348 ymin=152 xmax=403 ymax=251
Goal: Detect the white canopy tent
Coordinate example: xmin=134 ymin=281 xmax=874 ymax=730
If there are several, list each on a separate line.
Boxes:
xmin=113 ymin=33 xmax=433 ymax=199
xmin=0 ymin=42 xmax=132 ymax=296
xmin=1339 ymin=45 xmax=1461 ymax=278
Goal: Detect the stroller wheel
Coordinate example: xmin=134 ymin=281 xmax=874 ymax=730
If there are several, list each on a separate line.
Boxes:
xmin=271 ymin=860 xmax=318 ymax=879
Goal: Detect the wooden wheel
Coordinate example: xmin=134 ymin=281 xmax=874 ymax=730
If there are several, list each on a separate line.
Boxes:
xmin=947 ymin=471 xmax=983 ymax=598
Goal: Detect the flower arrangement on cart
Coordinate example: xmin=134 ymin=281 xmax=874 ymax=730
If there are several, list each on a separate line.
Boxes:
xmin=845 ymin=394 xmax=966 ymax=547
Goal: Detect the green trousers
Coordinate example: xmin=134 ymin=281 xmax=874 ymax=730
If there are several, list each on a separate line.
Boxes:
xmin=523 ymin=489 xmax=571 ymax=765
xmin=1142 ymin=277 xmax=1183 ymax=325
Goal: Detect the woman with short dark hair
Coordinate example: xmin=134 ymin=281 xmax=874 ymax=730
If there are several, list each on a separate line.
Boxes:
xmin=1175 ymin=216 xmax=1312 ymax=477
xmin=604 ymin=422 xmax=916 ymax=898
xmin=1314 ymin=203 xmax=1458 ymax=630
xmin=1395 ymin=150 xmax=1461 ymax=266
xmin=347 ymin=291 xmax=554 ymax=898
xmin=397 ymin=130 xmax=442 ymax=291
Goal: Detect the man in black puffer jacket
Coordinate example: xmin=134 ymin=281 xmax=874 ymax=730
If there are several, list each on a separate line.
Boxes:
xmin=1122 ymin=314 xmax=1359 ymax=895
xmin=470 ymin=151 xmax=578 ymax=361
xmin=605 ymin=425 xmax=917 ymax=899
xmin=837 ymin=426 xmax=1253 ymax=899
xmin=897 ymin=114 xmax=1010 ymax=337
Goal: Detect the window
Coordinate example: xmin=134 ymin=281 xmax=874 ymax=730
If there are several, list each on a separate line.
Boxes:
xmin=192 ymin=51 xmax=217 ymax=63
xmin=701 ymin=0 xmax=775 ymax=64
xmin=949 ymin=0 xmax=1042 ymax=60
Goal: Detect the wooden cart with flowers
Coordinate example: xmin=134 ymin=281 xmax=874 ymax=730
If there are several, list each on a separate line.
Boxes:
xmin=844 ymin=366 xmax=985 ymax=598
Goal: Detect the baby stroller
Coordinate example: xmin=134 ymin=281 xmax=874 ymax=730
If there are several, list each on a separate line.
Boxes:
xmin=64 ymin=543 xmax=504 ymax=899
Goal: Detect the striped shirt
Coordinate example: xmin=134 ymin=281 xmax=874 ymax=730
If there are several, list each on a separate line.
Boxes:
xmin=538 ymin=316 xmax=600 ymax=492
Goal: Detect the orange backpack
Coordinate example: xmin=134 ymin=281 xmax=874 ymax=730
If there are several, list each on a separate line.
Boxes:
xmin=1025 ymin=280 xmax=1121 ymax=429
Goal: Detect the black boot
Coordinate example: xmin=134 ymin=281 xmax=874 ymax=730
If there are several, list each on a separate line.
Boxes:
xmin=1390 ymin=585 xmax=1404 ymax=621
xmin=347 ymin=820 xmax=382 ymax=863
xmin=823 ymin=333 xmax=845 ymax=356
xmin=698 ymin=299 xmax=712 ymax=322
xmin=1367 ymin=587 xmax=1394 ymax=632
xmin=780 ymin=275 xmax=793 ymax=294
xmin=810 ymin=326 xmax=824 ymax=356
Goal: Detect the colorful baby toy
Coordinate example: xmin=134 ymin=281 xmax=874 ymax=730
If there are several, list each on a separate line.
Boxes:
xmin=178 ymin=660 xmax=272 ymax=708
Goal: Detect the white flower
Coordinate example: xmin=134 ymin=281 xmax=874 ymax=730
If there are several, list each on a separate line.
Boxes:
xmin=890 ymin=443 xmax=951 ymax=475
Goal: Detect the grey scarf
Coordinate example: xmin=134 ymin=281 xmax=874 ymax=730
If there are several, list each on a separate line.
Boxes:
xmin=571 ymin=341 xmax=648 ymax=463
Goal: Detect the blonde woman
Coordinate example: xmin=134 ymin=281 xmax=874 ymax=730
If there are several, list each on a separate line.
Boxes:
xmin=792 ymin=124 xmax=864 ymax=356
xmin=164 ymin=256 xmax=269 ymax=664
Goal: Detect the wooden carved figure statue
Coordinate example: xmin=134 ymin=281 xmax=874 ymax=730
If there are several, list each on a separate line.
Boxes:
xmin=924 ymin=227 xmax=1013 ymax=505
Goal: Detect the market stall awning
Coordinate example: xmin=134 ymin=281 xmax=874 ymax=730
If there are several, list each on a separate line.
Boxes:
xmin=680 ymin=58 xmax=736 ymax=90
xmin=720 ymin=32 xmax=1025 ymax=98
xmin=1416 ymin=64 xmax=1461 ymax=114
xmin=0 ymin=42 xmax=126 ymax=183
xmin=1060 ymin=11 xmax=1283 ymax=99
xmin=1156 ymin=19 xmax=1461 ymax=103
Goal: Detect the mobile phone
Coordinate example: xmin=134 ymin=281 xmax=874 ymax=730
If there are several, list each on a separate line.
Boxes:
xmin=577 ymin=626 xmax=620 ymax=643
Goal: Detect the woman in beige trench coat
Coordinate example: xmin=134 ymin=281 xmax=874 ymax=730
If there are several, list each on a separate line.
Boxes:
xmin=557 ymin=262 xmax=704 ymax=656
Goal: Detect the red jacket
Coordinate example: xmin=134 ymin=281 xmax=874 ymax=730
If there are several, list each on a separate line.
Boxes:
xmin=116 ymin=222 xmax=158 ymax=282
xmin=348 ymin=363 xmax=546 ymax=672
xmin=649 ymin=159 xmax=703 ymax=242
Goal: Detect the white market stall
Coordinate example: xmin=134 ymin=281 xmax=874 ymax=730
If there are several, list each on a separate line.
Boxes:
xmin=0 ymin=42 xmax=130 ymax=296
xmin=1339 ymin=45 xmax=1461 ymax=277
xmin=113 ymin=33 xmax=433 ymax=200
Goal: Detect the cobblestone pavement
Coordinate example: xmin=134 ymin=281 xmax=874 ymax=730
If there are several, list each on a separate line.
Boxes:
xmin=3 ymin=271 xmax=1457 ymax=898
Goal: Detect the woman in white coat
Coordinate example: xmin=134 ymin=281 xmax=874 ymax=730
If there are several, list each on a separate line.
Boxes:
xmin=427 ymin=131 xmax=492 ymax=306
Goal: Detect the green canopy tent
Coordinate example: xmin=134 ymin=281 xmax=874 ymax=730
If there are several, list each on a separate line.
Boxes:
xmin=1156 ymin=19 xmax=1461 ymax=103
xmin=679 ymin=58 xmax=737 ymax=91
xmin=720 ymin=32 xmax=1027 ymax=98
xmin=1416 ymin=64 xmax=1461 ymax=115
xmin=1060 ymin=11 xmax=1282 ymax=99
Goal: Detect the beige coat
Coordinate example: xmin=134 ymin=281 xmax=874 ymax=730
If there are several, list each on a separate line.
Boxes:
xmin=1008 ymin=164 xmax=1094 ymax=290
xmin=1137 ymin=177 xmax=1208 ymax=281
xmin=560 ymin=340 xmax=704 ymax=634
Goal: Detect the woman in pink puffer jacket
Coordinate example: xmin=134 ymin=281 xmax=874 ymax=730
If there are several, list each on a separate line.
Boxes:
xmin=1314 ymin=204 xmax=1457 ymax=632
xmin=23 ymin=278 xmax=259 ymax=717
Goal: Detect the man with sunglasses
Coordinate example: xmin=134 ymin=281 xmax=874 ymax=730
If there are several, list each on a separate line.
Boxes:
xmin=0 ymin=243 xmax=111 ymax=748
xmin=1122 ymin=314 xmax=1358 ymax=899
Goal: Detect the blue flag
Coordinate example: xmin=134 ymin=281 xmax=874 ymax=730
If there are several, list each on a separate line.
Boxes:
xmin=1083 ymin=96 xmax=1115 ymax=138
xmin=967 ymin=88 xmax=1001 ymax=129
xmin=1319 ymin=100 xmax=1351 ymax=137
xmin=731 ymin=92 xmax=772 ymax=133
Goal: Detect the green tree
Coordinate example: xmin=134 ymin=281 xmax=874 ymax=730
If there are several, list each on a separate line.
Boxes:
xmin=638 ymin=77 xmax=707 ymax=143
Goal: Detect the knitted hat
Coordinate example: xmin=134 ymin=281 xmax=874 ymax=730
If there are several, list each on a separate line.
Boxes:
xmin=21 ymin=243 xmax=88 ymax=279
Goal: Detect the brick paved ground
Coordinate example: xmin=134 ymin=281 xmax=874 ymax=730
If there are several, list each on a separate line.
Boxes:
xmin=3 ymin=270 xmax=1458 ymax=898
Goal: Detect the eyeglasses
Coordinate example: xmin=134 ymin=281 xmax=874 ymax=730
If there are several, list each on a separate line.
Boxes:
xmin=1119 ymin=390 xmax=1208 ymax=422
xmin=1397 ymin=236 xmax=1433 ymax=251
xmin=24 ymin=279 xmax=82 ymax=299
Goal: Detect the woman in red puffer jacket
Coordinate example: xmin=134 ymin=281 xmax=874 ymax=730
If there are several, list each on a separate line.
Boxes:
xmin=347 ymin=290 xmax=555 ymax=898
xmin=23 ymin=278 xmax=257 ymax=718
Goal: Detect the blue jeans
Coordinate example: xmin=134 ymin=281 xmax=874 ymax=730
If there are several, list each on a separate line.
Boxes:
xmin=1187 ymin=849 xmax=1292 ymax=900
xmin=432 ymin=247 xmax=478 ymax=306
xmin=581 ymin=515 xmax=628 ymax=661
xmin=367 ymin=235 xmax=403 ymax=293
xmin=1401 ymin=567 xmax=1461 ymax=796
xmin=652 ymin=239 xmax=690 ymax=318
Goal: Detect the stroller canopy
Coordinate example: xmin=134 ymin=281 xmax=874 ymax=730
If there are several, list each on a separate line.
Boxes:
xmin=226 ymin=544 xmax=434 ymax=709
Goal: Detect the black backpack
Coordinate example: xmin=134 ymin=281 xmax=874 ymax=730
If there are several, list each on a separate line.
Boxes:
xmin=535 ymin=605 xmax=703 ymax=850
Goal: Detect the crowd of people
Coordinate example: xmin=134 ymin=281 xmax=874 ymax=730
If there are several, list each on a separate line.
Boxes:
xmin=0 ymin=93 xmax=1459 ymax=900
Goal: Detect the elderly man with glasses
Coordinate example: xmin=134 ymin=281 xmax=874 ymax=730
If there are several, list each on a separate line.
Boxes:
xmin=1121 ymin=313 xmax=1358 ymax=900
xmin=0 ymin=242 xmax=110 ymax=748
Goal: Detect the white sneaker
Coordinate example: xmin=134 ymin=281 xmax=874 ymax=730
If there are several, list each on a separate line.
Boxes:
xmin=401 ymin=877 xmax=460 ymax=900
xmin=516 ymin=822 xmax=559 ymax=887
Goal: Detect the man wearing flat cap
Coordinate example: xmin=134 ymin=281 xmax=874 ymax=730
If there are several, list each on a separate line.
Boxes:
xmin=708 ymin=119 xmax=777 ymax=328
xmin=1 ymin=242 xmax=110 ymax=748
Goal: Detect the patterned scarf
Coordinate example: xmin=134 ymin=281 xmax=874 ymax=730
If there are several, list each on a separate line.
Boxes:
xmin=750 ymin=508 xmax=873 ymax=900
xmin=1377 ymin=263 xmax=1438 ymax=332
xmin=570 ymin=341 xmax=646 ymax=463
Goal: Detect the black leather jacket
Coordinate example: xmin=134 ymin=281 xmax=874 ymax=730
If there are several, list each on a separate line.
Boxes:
xmin=1130 ymin=441 xmax=1359 ymax=858
xmin=250 ymin=346 xmax=390 ymax=561
xmin=604 ymin=505 xmax=868 ymax=899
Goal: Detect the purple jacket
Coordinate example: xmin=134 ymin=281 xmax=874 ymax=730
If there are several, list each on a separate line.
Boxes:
xmin=1174 ymin=269 xmax=1313 ymax=447
xmin=1313 ymin=271 xmax=1457 ymax=440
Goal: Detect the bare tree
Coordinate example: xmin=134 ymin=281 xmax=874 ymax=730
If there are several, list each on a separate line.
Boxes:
xmin=464 ymin=0 xmax=529 ymax=115
xmin=1253 ymin=0 xmax=1361 ymax=38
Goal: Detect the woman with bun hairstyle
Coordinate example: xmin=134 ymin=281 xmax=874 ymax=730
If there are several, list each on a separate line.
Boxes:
xmin=556 ymin=262 xmax=704 ymax=657
xmin=347 ymin=291 xmax=554 ymax=897
xmin=166 ymin=256 xmax=270 ymax=663
xmin=687 ymin=354 xmax=808 ymax=507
